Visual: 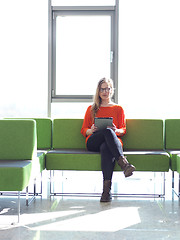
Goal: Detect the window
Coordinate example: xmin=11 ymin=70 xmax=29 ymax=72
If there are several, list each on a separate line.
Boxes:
xmin=55 ymin=14 xmax=111 ymax=97
xmin=48 ymin=1 xmax=119 ymax=116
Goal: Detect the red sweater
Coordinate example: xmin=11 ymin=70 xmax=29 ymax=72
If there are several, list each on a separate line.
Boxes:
xmin=81 ymin=105 xmax=126 ymax=146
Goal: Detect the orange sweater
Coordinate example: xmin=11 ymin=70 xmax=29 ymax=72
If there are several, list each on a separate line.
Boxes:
xmin=81 ymin=105 xmax=126 ymax=146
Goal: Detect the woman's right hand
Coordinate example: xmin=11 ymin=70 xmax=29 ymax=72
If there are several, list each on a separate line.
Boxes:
xmin=91 ymin=124 xmax=97 ymax=133
xmin=86 ymin=124 xmax=97 ymax=136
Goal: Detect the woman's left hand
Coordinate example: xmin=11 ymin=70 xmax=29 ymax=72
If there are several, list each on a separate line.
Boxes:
xmin=109 ymin=123 xmax=117 ymax=132
xmin=109 ymin=123 xmax=123 ymax=137
xmin=108 ymin=123 xmax=117 ymax=133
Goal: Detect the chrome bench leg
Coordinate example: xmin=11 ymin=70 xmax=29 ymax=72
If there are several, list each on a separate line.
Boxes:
xmin=18 ymin=191 xmax=20 ymax=223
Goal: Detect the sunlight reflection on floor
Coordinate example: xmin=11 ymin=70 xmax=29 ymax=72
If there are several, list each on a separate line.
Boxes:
xmin=29 ymin=207 xmax=141 ymax=232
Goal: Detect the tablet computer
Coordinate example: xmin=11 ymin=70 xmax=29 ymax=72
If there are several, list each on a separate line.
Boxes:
xmin=94 ymin=117 xmax=113 ymax=130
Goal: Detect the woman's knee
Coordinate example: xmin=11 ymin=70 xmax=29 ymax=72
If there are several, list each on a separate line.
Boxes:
xmin=102 ymin=127 xmax=115 ymax=137
xmin=100 ymin=142 xmax=107 ymax=153
xmin=103 ymin=128 xmax=120 ymax=143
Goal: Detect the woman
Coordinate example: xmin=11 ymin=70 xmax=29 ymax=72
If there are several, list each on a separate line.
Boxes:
xmin=81 ymin=77 xmax=135 ymax=202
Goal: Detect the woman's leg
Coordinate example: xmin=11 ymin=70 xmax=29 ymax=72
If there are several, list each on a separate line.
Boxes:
xmin=87 ymin=131 xmax=116 ymax=202
xmin=100 ymin=142 xmax=115 ymax=181
xmin=99 ymin=128 xmax=136 ymax=177
xmin=86 ymin=128 xmax=135 ymax=201
xmin=87 ymin=128 xmax=123 ymax=159
xmin=100 ymin=142 xmax=115 ymax=202
xmin=87 ymin=128 xmax=135 ymax=177
xmin=100 ymin=128 xmax=124 ymax=160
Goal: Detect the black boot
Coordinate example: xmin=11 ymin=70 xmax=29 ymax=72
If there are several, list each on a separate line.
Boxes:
xmin=117 ymin=156 xmax=136 ymax=177
xmin=100 ymin=180 xmax=112 ymax=202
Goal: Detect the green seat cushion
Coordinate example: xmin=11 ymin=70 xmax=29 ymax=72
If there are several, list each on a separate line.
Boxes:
xmin=122 ymin=119 xmax=164 ymax=151
xmin=0 ymin=120 xmax=36 ymax=160
xmin=46 ymin=149 xmax=101 ymax=170
xmin=167 ymin=150 xmax=180 ymax=171
xmin=46 ymin=149 xmax=170 ymax=172
xmin=0 ymin=160 xmax=32 ymax=191
xmin=114 ymin=151 xmax=170 ymax=172
xmin=53 ymin=119 xmax=85 ymax=149
xmin=165 ymin=119 xmax=180 ymax=150
xmin=37 ymin=151 xmax=46 ymax=172
xmin=176 ymin=154 xmax=180 ymax=174
xmin=29 ymin=151 xmax=46 ymax=181
xmin=0 ymin=152 xmax=46 ymax=191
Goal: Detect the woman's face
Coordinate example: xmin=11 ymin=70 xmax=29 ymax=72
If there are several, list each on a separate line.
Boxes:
xmin=99 ymin=82 xmax=112 ymax=101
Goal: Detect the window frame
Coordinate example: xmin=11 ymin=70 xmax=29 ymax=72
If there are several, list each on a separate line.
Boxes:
xmin=48 ymin=2 xmax=119 ymax=116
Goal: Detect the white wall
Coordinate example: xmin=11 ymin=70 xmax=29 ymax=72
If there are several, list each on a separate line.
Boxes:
xmin=0 ymin=0 xmax=48 ymax=117
xmin=119 ymin=0 xmax=180 ymax=119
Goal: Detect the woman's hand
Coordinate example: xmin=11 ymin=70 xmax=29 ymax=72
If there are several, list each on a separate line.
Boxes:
xmin=86 ymin=124 xmax=97 ymax=136
xmin=109 ymin=123 xmax=117 ymax=132
xmin=109 ymin=123 xmax=124 ymax=137
xmin=91 ymin=124 xmax=97 ymax=133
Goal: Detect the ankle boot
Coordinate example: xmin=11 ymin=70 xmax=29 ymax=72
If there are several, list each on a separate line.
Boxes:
xmin=100 ymin=180 xmax=112 ymax=202
xmin=117 ymin=156 xmax=136 ymax=178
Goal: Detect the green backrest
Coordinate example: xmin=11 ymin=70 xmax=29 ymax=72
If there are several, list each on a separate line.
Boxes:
xmin=5 ymin=118 xmax=52 ymax=150
xmin=33 ymin=118 xmax=52 ymax=149
xmin=0 ymin=119 xmax=36 ymax=160
xmin=53 ymin=119 xmax=86 ymax=149
xmin=165 ymin=119 xmax=180 ymax=150
xmin=122 ymin=119 xmax=164 ymax=150
xmin=53 ymin=119 xmax=164 ymax=151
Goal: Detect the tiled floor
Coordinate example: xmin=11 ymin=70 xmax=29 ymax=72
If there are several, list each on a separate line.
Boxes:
xmin=0 ymin=171 xmax=180 ymax=240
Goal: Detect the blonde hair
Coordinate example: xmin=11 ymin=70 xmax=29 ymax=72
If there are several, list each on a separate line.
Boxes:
xmin=91 ymin=77 xmax=114 ymax=119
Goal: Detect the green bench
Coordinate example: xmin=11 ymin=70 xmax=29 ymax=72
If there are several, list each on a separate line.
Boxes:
xmin=0 ymin=118 xmax=52 ymax=223
xmin=165 ymin=119 xmax=180 ymax=197
xmin=4 ymin=118 xmax=52 ymax=196
xmin=31 ymin=118 xmax=52 ymax=196
xmin=46 ymin=119 xmax=170 ymax=197
xmin=0 ymin=119 xmax=36 ymax=223
xmin=30 ymin=117 xmax=52 ymax=188
xmin=3 ymin=117 xmax=180 ymax=220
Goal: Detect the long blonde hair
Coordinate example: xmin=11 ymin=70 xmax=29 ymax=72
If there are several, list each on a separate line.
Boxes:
xmin=91 ymin=77 xmax=114 ymax=119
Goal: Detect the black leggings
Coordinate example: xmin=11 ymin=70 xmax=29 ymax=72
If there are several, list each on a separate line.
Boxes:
xmin=87 ymin=128 xmax=124 ymax=180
